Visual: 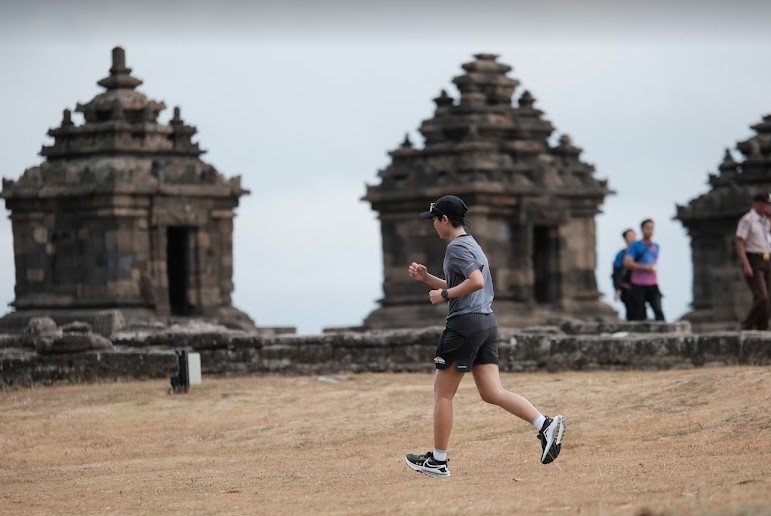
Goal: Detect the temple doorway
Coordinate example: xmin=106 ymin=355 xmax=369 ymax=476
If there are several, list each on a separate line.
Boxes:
xmin=167 ymin=226 xmax=193 ymax=315
xmin=533 ymin=225 xmax=560 ymax=304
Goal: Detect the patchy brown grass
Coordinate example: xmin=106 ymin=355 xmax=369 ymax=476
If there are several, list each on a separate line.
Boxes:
xmin=1 ymin=367 xmax=770 ymax=515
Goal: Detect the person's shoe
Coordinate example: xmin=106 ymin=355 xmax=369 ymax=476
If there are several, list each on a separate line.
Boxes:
xmin=538 ymin=415 xmax=566 ymax=464
xmin=405 ymin=451 xmax=450 ymax=478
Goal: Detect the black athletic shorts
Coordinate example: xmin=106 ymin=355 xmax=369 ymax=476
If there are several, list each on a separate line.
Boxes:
xmin=434 ymin=312 xmax=500 ymax=372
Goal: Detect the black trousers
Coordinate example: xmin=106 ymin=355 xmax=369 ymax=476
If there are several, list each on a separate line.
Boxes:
xmin=628 ymin=284 xmax=665 ymax=321
xmin=741 ymin=253 xmax=771 ymax=330
xmin=619 ymin=287 xmax=633 ymax=321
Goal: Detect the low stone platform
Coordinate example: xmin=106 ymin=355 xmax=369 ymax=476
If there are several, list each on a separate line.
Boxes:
xmin=1 ymin=320 xmax=769 ymax=388
xmin=0 ymin=346 xmax=178 ymax=388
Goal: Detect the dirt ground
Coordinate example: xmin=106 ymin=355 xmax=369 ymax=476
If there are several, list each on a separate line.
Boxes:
xmin=1 ymin=366 xmax=770 ymax=515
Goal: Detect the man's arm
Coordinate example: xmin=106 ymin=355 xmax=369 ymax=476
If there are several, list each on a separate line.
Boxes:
xmin=623 ymin=253 xmax=653 ymax=272
xmin=611 ymin=266 xmax=624 ymax=301
xmin=408 ymin=262 xmax=448 ymax=289
xmin=446 ymin=269 xmax=484 ymax=298
xmin=612 ymin=266 xmax=624 ymax=290
xmin=422 ymin=272 xmax=448 ymax=290
xmin=624 ymin=255 xmax=651 ymax=271
xmin=429 ymin=269 xmax=484 ymax=304
xmin=736 ymin=237 xmax=753 ymax=277
xmin=611 ymin=250 xmax=624 ymax=289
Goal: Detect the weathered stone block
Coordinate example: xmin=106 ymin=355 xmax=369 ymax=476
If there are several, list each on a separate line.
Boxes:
xmin=26 ymin=268 xmax=44 ymax=282
xmin=61 ymin=321 xmax=92 ymax=334
xmin=93 ymin=310 xmax=126 ymax=337
xmin=35 ymin=332 xmax=114 ymax=354
xmin=23 ymin=316 xmax=61 ymax=349
xmin=738 ymin=332 xmax=771 ymax=365
xmin=0 ymin=334 xmax=24 ymax=348
xmin=196 ymin=231 xmax=211 ymax=249
xmin=32 ymin=226 xmax=47 ymax=244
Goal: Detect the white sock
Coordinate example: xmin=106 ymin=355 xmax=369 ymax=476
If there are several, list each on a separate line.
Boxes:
xmin=532 ymin=414 xmax=546 ymax=431
xmin=433 ymin=449 xmax=447 ymax=462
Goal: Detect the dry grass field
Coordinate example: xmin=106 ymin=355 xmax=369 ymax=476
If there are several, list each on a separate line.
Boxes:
xmin=2 ymin=366 xmax=770 ymax=515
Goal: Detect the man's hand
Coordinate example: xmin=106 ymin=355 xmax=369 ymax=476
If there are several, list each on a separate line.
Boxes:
xmin=743 ymin=263 xmax=754 ymax=278
xmin=429 ymin=289 xmax=445 ymax=304
xmin=408 ymin=262 xmax=428 ymax=282
xmin=613 ymin=290 xmax=621 ymax=302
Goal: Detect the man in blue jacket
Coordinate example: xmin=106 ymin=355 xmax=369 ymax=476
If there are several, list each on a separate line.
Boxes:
xmin=624 ymin=219 xmax=665 ymax=321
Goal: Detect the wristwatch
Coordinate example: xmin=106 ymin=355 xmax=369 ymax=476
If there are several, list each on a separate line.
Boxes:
xmin=441 ymin=289 xmax=449 ymax=301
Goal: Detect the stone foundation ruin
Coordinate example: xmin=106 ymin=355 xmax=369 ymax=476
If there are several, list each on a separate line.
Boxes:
xmin=2 ymin=319 xmax=769 ymax=388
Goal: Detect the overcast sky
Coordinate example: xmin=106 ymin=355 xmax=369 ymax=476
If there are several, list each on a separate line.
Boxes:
xmin=1 ymin=1 xmax=770 ymax=334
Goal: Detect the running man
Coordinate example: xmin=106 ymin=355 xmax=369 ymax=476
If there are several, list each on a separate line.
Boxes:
xmin=405 ymin=195 xmax=566 ymax=478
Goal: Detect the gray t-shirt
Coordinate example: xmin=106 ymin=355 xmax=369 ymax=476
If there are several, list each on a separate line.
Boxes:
xmin=443 ymin=234 xmax=494 ymax=319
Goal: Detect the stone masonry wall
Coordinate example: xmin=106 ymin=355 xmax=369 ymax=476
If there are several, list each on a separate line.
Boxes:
xmin=1 ymin=321 xmax=770 ymax=388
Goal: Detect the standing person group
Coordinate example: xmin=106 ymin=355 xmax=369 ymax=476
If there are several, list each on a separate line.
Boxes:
xmin=736 ymin=192 xmax=771 ymax=330
xmin=405 ymin=195 xmax=565 ymax=478
xmin=622 ymin=219 xmax=665 ymax=321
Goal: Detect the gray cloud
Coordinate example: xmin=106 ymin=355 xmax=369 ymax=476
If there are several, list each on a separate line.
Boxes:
xmin=3 ymin=0 xmax=770 ymax=42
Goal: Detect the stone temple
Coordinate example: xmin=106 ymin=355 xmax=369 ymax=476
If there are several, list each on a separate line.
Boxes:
xmin=363 ymin=53 xmax=615 ymax=329
xmin=0 ymin=47 xmax=254 ymax=332
xmin=676 ymin=112 xmax=771 ymax=330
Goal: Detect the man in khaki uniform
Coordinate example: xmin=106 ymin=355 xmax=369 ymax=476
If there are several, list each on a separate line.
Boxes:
xmin=736 ymin=192 xmax=771 ymax=330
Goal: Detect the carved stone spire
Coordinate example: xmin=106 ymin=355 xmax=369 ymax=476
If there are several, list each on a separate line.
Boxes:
xmin=737 ymin=113 xmax=771 ymax=161
xmin=60 ymin=109 xmax=73 ymax=127
xmin=38 ymin=47 xmax=212 ymax=159
xmin=518 ymin=90 xmax=535 ymax=109
xmin=433 ymin=89 xmax=453 ymax=108
xmin=719 ymin=148 xmax=739 ymax=174
xmin=96 ymin=47 xmax=143 ymax=91
xmin=452 ymin=53 xmax=519 ymax=106
xmin=554 ymin=133 xmax=581 ymax=157
xmin=169 ymin=106 xmax=203 ymax=155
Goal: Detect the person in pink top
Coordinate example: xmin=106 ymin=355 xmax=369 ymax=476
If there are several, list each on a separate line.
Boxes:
xmin=735 ymin=192 xmax=771 ymax=330
xmin=624 ymin=219 xmax=665 ymax=321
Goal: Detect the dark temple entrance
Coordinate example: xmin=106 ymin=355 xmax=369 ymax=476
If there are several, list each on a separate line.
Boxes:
xmin=167 ymin=226 xmax=193 ymax=315
xmin=533 ymin=225 xmax=560 ymax=304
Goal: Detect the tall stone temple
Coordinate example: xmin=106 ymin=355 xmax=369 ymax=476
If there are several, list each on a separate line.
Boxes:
xmin=0 ymin=47 xmax=254 ymax=331
xmin=676 ymin=112 xmax=771 ymax=329
xmin=363 ymin=53 xmax=615 ymax=329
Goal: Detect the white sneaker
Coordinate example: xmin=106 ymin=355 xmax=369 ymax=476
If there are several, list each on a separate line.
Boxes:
xmin=405 ymin=451 xmax=451 ymax=477
xmin=538 ymin=415 xmax=566 ymax=464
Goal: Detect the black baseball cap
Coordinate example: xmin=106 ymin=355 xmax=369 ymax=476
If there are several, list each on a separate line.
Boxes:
xmin=753 ymin=192 xmax=771 ymax=203
xmin=420 ymin=195 xmax=469 ymax=222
